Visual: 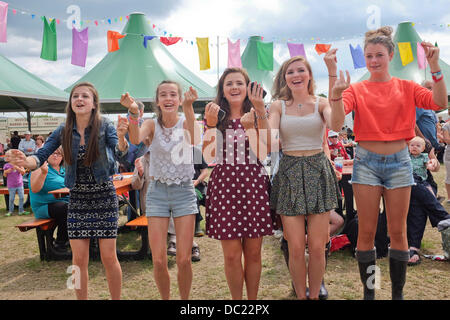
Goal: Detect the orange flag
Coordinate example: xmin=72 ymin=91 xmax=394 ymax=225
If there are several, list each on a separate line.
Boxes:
xmin=107 ymin=31 xmax=125 ymax=52
xmin=315 ymin=43 xmax=331 ymax=55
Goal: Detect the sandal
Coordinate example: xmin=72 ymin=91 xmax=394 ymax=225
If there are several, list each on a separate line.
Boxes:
xmin=407 ymin=249 xmax=421 ymax=266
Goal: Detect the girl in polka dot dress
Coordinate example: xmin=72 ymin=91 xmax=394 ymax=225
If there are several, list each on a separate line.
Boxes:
xmin=203 ymin=68 xmax=274 ymax=300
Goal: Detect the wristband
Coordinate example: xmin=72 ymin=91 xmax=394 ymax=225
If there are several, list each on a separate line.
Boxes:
xmin=127 ymin=109 xmax=139 ymax=119
xmin=330 ymin=96 xmax=343 ymax=102
xmin=255 ymin=112 xmax=269 ymax=120
xmin=328 ymin=75 xmax=338 ymax=78
xmin=127 ymin=115 xmax=139 ymax=125
xmin=204 ymin=122 xmax=216 ymax=129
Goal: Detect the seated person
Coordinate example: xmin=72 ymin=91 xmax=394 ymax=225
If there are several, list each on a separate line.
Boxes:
xmin=29 ymin=147 xmax=69 ymax=251
xmin=407 ymin=137 xmax=450 ymax=265
xmin=327 ymin=130 xmax=351 ymax=161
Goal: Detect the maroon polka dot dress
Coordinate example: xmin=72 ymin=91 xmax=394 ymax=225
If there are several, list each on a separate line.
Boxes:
xmin=205 ymin=119 xmax=274 ymax=240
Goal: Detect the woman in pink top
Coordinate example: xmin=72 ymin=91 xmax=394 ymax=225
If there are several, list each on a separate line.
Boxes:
xmin=324 ymin=26 xmax=447 ymax=300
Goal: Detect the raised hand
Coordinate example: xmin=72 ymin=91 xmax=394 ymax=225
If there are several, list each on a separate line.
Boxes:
xmin=40 ymin=161 xmax=49 ymax=175
xmin=117 ymin=115 xmax=129 ymax=138
xmin=120 ymin=92 xmax=139 ymax=114
xmin=421 ymin=41 xmax=440 ymax=68
xmin=324 ymin=48 xmax=338 ymax=73
xmin=182 ymin=86 xmax=198 ymax=109
xmin=204 ymin=101 xmax=220 ymax=127
xmin=247 ymin=82 xmax=265 ymax=114
xmin=332 ymin=70 xmax=351 ymax=98
xmin=5 ymin=149 xmax=28 ymax=168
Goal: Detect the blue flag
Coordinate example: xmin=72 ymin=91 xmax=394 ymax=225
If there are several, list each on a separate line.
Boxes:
xmin=143 ymin=35 xmax=156 ymax=48
xmin=349 ymin=44 xmax=366 ymax=69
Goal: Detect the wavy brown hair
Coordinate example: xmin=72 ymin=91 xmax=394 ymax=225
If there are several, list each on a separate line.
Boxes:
xmin=62 ymin=82 xmax=101 ymax=166
xmin=272 ymin=56 xmax=315 ymax=102
xmin=215 ymin=68 xmax=253 ymax=133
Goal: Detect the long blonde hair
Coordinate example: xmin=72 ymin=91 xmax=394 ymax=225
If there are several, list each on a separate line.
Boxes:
xmin=272 ymin=56 xmax=315 ymax=101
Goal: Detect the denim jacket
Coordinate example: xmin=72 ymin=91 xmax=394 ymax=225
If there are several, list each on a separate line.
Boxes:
xmin=31 ymin=117 xmax=128 ymax=189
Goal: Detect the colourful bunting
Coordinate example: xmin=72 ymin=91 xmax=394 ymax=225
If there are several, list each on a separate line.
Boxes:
xmin=256 ymin=41 xmax=273 ymax=71
xmin=160 ymin=37 xmax=182 ymax=46
xmin=107 ymin=30 xmax=125 ymax=52
xmin=143 ymin=35 xmax=156 ymax=48
xmin=227 ymin=38 xmax=242 ymax=68
xmin=349 ymin=44 xmax=366 ymax=69
xmin=315 ymin=44 xmax=331 ymax=55
xmin=417 ymin=42 xmax=427 ymax=70
xmin=71 ymin=27 xmax=88 ymax=67
xmin=40 ymin=17 xmax=57 ymax=61
xmin=398 ymin=42 xmax=414 ymax=66
xmin=0 ymin=1 xmax=7 ymax=43
xmin=287 ymin=42 xmax=306 ymax=59
xmin=196 ymin=37 xmax=210 ymax=70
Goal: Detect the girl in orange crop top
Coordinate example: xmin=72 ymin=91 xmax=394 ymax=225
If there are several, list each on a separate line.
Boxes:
xmin=324 ymin=26 xmax=447 ymax=300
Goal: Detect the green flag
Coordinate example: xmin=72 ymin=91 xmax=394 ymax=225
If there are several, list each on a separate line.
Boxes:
xmin=256 ymin=41 xmax=273 ymax=71
xmin=40 ymin=17 xmax=57 ymax=61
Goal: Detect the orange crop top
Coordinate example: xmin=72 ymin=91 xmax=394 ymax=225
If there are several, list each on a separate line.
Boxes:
xmin=343 ymin=77 xmax=442 ymax=142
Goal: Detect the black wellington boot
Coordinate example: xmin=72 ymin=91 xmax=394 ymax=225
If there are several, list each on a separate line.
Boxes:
xmin=356 ymin=248 xmax=377 ymax=300
xmin=318 ymin=240 xmax=331 ymax=300
xmin=389 ymin=248 xmax=409 ymax=300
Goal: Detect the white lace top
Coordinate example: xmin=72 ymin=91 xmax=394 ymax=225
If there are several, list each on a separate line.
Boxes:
xmin=148 ymin=116 xmax=194 ymax=185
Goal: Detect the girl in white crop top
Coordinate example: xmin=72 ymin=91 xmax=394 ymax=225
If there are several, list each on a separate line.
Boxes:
xmin=120 ymin=81 xmax=200 ymax=300
xmin=268 ymin=56 xmax=345 ymax=300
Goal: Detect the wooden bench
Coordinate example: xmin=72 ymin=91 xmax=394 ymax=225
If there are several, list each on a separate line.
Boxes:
xmin=125 ymin=215 xmax=148 ymax=227
xmin=15 ymin=218 xmax=56 ymax=261
xmin=0 ymin=188 xmax=29 ymax=194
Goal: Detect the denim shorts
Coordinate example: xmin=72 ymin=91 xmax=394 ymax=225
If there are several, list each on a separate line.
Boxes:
xmin=146 ymin=180 xmax=198 ymax=218
xmin=351 ymin=145 xmax=414 ymax=189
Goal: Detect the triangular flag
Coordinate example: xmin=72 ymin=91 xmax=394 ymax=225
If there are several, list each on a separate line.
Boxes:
xmin=107 ymin=30 xmax=125 ymax=52
xmin=40 ymin=17 xmax=57 ymax=61
xmin=256 ymin=41 xmax=273 ymax=71
xmin=227 ymin=38 xmax=242 ymax=68
xmin=435 ymin=41 xmax=438 ymax=47
xmin=287 ymin=42 xmax=306 ymax=59
xmin=196 ymin=37 xmax=210 ymax=70
xmin=417 ymin=42 xmax=427 ymax=70
xmin=398 ymin=42 xmax=414 ymax=66
xmin=160 ymin=37 xmax=182 ymax=46
xmin=0 ymin=1 xmax=8 ymax=43
xmin=143 ymin=35 xmax=156 ymax=48
xmin=315 ymin=44 xmax=331 ymax=55
xmin=71 ymin=27 xmax=88 ymax=67
xmin=349 ymin=44 xmax=366 ymax=69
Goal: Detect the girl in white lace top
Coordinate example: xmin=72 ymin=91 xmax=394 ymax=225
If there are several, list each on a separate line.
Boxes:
xmin=120 ymin=81 xmax=200 ymax=300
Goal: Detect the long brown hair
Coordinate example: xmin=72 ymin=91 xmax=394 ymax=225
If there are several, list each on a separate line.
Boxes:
xmin=63 ymin=82 xmax=101 ymax=166
xmin=154 ymin=80 xmax=182 ymax=128
xmin=272 ymin=56 xmax=315 ymax=101
xmin=215 ymin=68 xmax=253 ymax=133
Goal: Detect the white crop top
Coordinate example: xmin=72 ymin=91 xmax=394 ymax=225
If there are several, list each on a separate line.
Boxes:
xmin=279 ymin=97 xmax=325 ymax=151
xmin=148 ymin=116 xmax=195 ymax=184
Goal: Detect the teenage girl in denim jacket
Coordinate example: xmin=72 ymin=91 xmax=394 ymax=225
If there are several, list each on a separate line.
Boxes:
xmin=7 ymin=82 xmax=129 ymax=300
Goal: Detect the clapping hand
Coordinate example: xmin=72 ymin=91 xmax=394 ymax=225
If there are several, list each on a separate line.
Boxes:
xmin=117 ymin=115 xmax=129 ymax=138
xmin=324 ymin=48 xmax=338 ymax=73
xmin=241 ymin=108 xmax=257 ymax=131
xmin=204 ymin=102 xmax=221 ymax=127
xmin=247 ymin=82 xmax=265 ymax=114
xmin=182 ymin=86 xmax=198 ymax=110
xmin=421 ymin=41 xmax=440 ymax=67
xmin=5 ymin=149 xmax=27 ymax=168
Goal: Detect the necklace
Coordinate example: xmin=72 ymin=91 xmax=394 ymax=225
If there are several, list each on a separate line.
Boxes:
xmin=298 ymin=104 xmax=302 ymax=109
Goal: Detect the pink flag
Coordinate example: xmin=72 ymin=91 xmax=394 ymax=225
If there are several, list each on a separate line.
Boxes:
xmin=417 ymin=42 xmax=428 ymax=70
xmin=72 ymin=27 xmax=88 ymax=67
xmin=0 ymin=1 xmax=8 ymax=43
xmin=287 ymin=42 xmax=306 ymax=59
xmin=227 ymin=38 xmax=242 ymax=68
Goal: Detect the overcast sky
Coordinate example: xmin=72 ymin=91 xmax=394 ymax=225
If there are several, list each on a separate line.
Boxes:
xmin=1 ymin=0 xmax=450 ymax=117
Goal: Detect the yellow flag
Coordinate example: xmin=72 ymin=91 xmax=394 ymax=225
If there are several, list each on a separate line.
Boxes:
xmin=398 ymin=42 xmax=414 ymax=66
xmin=196 ymin=37 xmax=210 ymax=70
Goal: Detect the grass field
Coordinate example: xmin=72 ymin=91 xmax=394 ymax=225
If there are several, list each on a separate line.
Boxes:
xmin=0 ymin=168 xmax=449 ymax=300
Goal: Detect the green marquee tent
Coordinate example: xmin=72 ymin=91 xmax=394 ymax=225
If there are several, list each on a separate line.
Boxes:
xmin=358 ymin=22 xmax=450 ymax=96
xmin=0 ymin=53 xmax=69 ymax=129
xmin=241 ymin=36 xmax=281 ymax=101
xmin=66 ymin=12 xmax=216 ymax=114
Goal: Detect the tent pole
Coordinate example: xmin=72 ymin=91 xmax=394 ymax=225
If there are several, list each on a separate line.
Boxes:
xmin=27 ymin=111 xmax=32 ymax=132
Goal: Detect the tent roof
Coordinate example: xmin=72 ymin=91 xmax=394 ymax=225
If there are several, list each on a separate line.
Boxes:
xmin=358 ymin=22 xmax=450 ymax=94
xmin=241 ymin=36 xmax=280 ymax=100
xmin=66 ymin=12 xmax=216 ymax=114
xmin=0 ymin=53 xmax=68 ymax=113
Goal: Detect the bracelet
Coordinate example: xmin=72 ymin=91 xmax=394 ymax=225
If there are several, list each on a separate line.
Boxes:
xmin=431 ymin=70 xmax=442 ymax=76
xmin=432 ymin=74 xmax=444 ymax=83
xmin=127 ymin=115 xmax=139 ymax=125
xmin=204 ymin=123 xmax=216 ymax=129
xmin=255 ymin=112 xmax=269 ymax=120
xmin=330 ymin=96 xmax=343 ymax=102
xmin=127 ymin=110 xmax=139 ymax=119
xmin=328 ymin=75 xmax=338 ymax=78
